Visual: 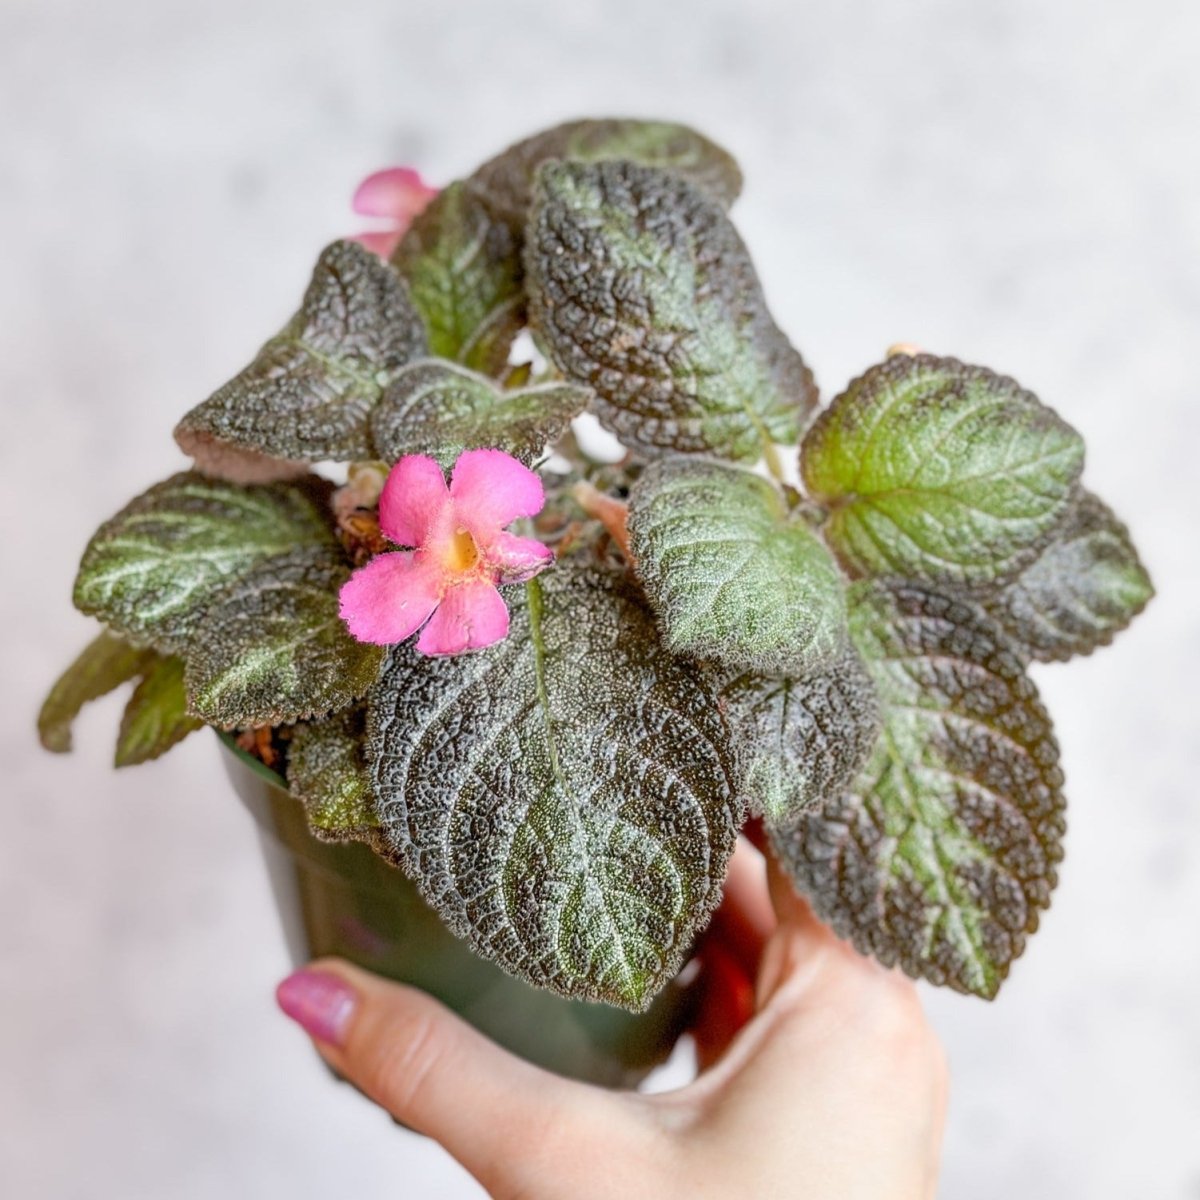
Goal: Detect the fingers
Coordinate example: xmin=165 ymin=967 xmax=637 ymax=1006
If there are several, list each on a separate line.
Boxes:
xmin=692 ymin=939 xmax=757 ymax=1069
xmin=276 ymin=959 xmax=633 ymax=1192
xmin=705 ymin=837 xmax=775 ymax=976
xmin=691 ymin=838 xmax=775 ymax=1067
xmin=756 ymin=849 xmax=886 ymax=1009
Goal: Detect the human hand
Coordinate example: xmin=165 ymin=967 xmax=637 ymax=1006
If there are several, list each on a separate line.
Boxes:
xmin=275 ymin=836 xmax=947 ymax=1199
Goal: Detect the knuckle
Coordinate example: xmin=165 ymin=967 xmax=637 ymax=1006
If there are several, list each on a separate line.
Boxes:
xmin=358 ymin=1007 xmax=446 ymax=1117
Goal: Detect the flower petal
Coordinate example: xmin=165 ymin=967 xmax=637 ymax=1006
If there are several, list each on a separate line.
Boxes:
xmin=351 ymin=167 xmax=438 ymax=221
xmin=416 ymin=578 xmax=509 ymax=656
xmin=486 ymin=532 xmax=554 ymax=585
xmin=345 ymin=229 xmax=402 ymax=259
xmin=450 ymin=449 xmax=546 ymax=534
xmin=338 ymin=551 xmax=442 ymax=645
xmin=378 ymin=454 xmax=450 ymax=547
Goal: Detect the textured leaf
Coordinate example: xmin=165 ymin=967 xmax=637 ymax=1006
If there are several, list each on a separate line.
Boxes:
xmin=38 ymin=631 xmax=155 ymax=753
xmin=470 ymin=117 xmax=743 ymax=225
xmin=769 ymin=581 xmax=1066 ymax=998
xmin=981 ymin=490 xmax=1153 ymax=662
xmin=371 ymin=358 xmax=591 ymax=468
xmin=526 ymin=160 xmax=816 ymax=461
xmin=184 ymin=549 xmax=384 ymax=729
xmin=288 ymin=709 xmax=378 ymax=842
xmin=74 ymin=472 xmax=337 ymax=654
xmin=391 ymin=182 xmax=526 ymax=375
xmin=801 ymin=354 xmax=1085 ymax=586
xmin=174 ymin=241 xmax=427 ymax=476
xmin=366 ymin=562 xmax=743 ymax=1009
xmin=721 ymin=646 xmax=880 ymax=821
xmin=627 ymin=457 xmax=847 ymax=672
xmin=115 ymin=655 xmax=203 ymax=767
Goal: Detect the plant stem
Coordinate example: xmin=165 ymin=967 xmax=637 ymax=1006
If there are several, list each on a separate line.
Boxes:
xmin=571 ymin=481 xmax=633 ymax=562
xmin=762 ymin=439 xmax=786 ymax=485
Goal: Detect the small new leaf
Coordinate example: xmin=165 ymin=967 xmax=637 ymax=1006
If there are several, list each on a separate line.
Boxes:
xmin=628 ymin=457 xmax=847 ymax=672
xmin=115 ymin=655 xmax=203 ymax=767
xmin=184 ymin=549 xmax=384 ymax=729
xmin=526 ymin=160 xmax=816 ymax=461
xmin=366 ymin=563 xmax=742 ymax=1010
xmin=769 ymin=581 xmax=1066 ymax=998
xmin=470 ymin=117 xmax=743 ymax=225
xmin=175 ymin=241 xmax=427 ymax=476
xmin=74 ymin=472 xmax=337 ymax=653
xmin=802 ymin=354 xmax=1085 ymax=586
xmin=982 ymin=490 xmax=1153 ymax=662
xmin=288 ymin=709 xmax=378 ymax=842
xmin=391 ymin=182 xmax=526 ymax=375
xmin=371 ymin=358 xmax=591 ymax=468
xmin=38 ymin=631 xmax=155 ymax=753
xmin=722 ymin=646 xmax=880 ymax=822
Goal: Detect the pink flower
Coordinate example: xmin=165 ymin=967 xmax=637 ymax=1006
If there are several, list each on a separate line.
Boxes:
xmin=347 ymin=167 xmax=439 ymax=258
xmin=338 ymin=450 xmax=553 ymax=656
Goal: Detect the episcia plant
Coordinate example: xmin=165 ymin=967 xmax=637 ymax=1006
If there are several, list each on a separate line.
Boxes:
xmin=39 ymin=118 xmax=1153 ymax=1010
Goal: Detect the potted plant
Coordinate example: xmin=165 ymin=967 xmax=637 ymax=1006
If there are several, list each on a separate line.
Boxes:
xmin=38 ymin=117 xmax=1153 ymax=1088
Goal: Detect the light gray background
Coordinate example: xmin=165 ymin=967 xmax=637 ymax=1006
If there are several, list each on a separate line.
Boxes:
xmin=2 ymin=0 xmax=1198 ymax=1196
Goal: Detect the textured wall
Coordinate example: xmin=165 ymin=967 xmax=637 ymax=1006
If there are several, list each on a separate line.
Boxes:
xmin=2 ymin=0 xmax=1197 ymax=1195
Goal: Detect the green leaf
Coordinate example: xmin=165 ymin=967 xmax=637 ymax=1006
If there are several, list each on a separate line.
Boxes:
xmin=288 ymin=709 xmax=378 ymax=842
xmin=627 ymin=457 xmax=848 ymax=672
xmin=801 ymin=354 xmax=1085 ymax=586
xmin=470 ymin=117 xmax=744 ymax=225
xmin=391 ymin=182 xmax=526 ymax=375
xmin=184 ymin=548 xmax=384 ymax=729
xmin=115 ymin=655 xmax=203 ymax=767
xmin=366 ymin=563 xmax=742 ymax=1010
xmin=73 ymin=472 xmax=337 ymax=654
xmin=38 ymin=631 xmax=155 ymax=753
xmin=721 ymin=646 xmax=880 ymax=822
xmin=981 ymin=489 xmax=1153 ymax=662
xmin=371 ymin=358 xmax=591 ymax=468
xmin=526 ymin=160 xmax=816 ymax=461
xmin=769 ymin=581 xmax=1066 ymax=998
xmin=174 ymin=241 xmax=427 ymax=477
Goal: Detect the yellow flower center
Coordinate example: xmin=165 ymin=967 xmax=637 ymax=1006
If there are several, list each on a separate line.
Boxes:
xmin=443 ymin=527 xmax=480 ymax=574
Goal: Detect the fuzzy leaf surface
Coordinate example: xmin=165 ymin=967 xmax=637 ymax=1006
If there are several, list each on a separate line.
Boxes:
xmin=769 ymin=581 xmax=1066 ymax=998
xmin=73 ymin=473 xmax=337 ymax=653
xmin=722 ymin=646 xmax=880 ymax=822
xmin=470 ymin=117 xmax=743 ymax=225
xmin=367 ymin=563 xmax=742 ymax=1009
xmin=115 ymin=655 xmax=203 ymax=767
xmin=628 ymin=457 xmax=847 ymax=671
xmin=526 ymin=160 xmax=816 ymax=461
xmin=288 ymin=709 xmax=378 ymax=842
xmin=175 ymin=242 xmax=426 ymax=475
xmin=391 ymin=182 xmax=526 ymax=375
xmin=371 ymin=358 xmax=590 ymax=468
xmin=38 ymin=631 xmax=155 ymax=753
xmin=982 ymin=490 xmax=1153 ymax=662
xmin=185 ymin=549 xmax=383 ymax=729
xmin=801 ymin=355 xmax=1085 ymax=586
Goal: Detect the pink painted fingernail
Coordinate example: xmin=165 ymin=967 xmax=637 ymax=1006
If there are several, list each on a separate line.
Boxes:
xmin=275 ymin=969 xmax=359 ymax=1046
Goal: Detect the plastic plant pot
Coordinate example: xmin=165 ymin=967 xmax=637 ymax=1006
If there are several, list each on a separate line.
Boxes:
xmin=220 ymin=734 xmax=698 ymax=1089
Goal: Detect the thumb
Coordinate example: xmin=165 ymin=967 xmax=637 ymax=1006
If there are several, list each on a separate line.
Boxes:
xmin=275 ymin=959 xmax=636 ymax=1191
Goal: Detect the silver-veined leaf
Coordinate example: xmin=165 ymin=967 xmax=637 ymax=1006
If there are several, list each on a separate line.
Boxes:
xmin=184 ymin=549 xmax=383 ymax=729
xmin=769 ymin=581 xmax=1066 ymax=998
xmin=175 ymin=241 xmax=426 ymax=477
xmin=526 ymin=160 xmax=815 ymax=461
xmin=801 ymin=354 xmax=1084 ymax=587
xmin=982 ymin=489 xmax=1153 ymax=662
xmin=371 ymin=358 xmax=590 ymax=468
xmin=627 ymin=456 xmax=846 ymax=672
xmin=366 ymin=562 xmax=743 ymax=1010
xmin=73 ymin=472 xmax=337 ymax=654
